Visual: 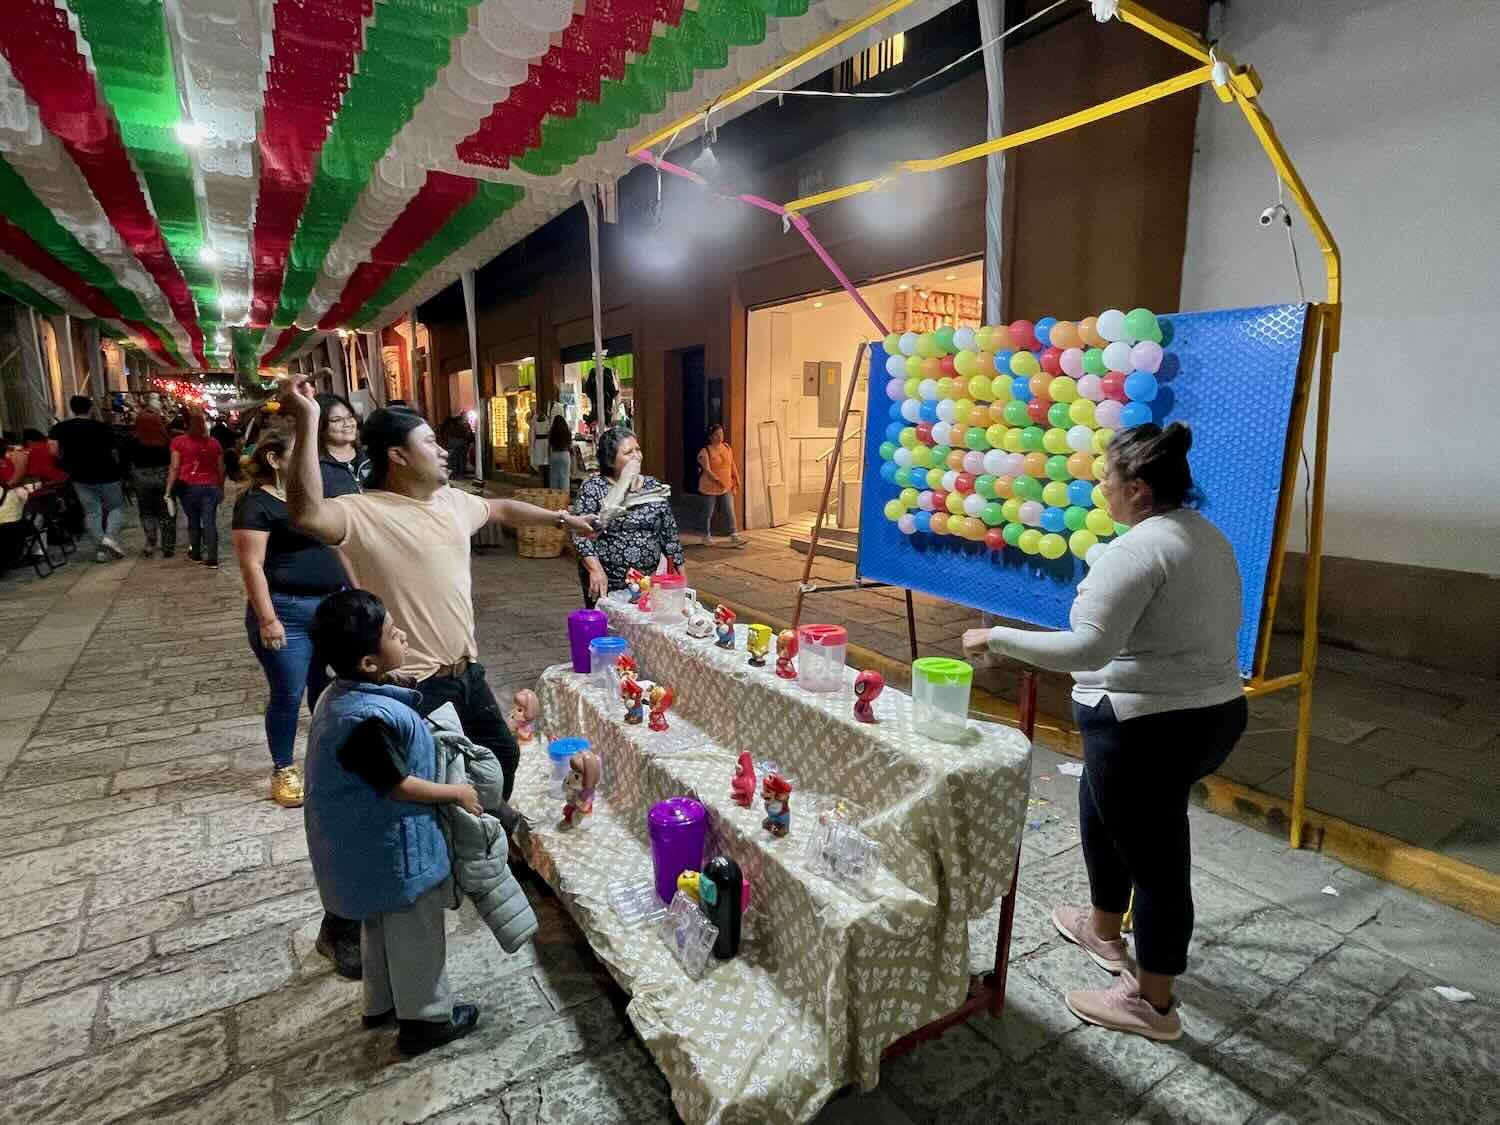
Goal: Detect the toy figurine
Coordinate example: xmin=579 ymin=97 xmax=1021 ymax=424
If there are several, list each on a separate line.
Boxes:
xmin=762 ymin=774 xmax=792 ymax=838
xmin=713 ymin=605 xmax=737 ymax=650
xmin=622 ymin=677 xmax=646 ymax=724
xmin=730 ymin=751 xmax=756 ymax=807
xmin=774 ymin=629 xmax=798 ymax=680
xmin=647 ymin=684 xmax=674 ymax=732
xmin=636 ymin=575 xmax=653 ymax=614
xmin=676 ymin=870 xmax=701 ymax=903
xmin=700 ymin=855 xmax=744 ymax=959
xmin=561 ymin=750 xmax=601 ymax=827
xmin=746 ymin=624 xmax=771 ymax=667
xmin=852 ymin=670 xmax=885 ymax=723
xmin=684 ymin=593 xmax=715 ymax=639
xmin=508 ymin=688 xmax=542 ymax=744
xmin=625 ymin=567 xmax=645 ymax=604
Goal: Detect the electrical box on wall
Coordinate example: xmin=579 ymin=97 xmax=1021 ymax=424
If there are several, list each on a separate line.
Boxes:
xmin=802 ymin=361 xmax=819 ymax=397
xmin=818 ymin=361 xmax=842 ymax=429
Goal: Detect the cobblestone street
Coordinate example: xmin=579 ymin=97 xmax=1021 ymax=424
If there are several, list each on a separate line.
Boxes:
xmin=0 ymin=523 xmax=1496 ymax=1124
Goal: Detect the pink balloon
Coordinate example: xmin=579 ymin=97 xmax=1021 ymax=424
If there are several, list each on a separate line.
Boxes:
xmin=1002 ymin=452 xmax=1026 ymax=476
xmin=917 ymin=491 xmax=935 ymax=511
xmin=1130 ymin=340 xmax=1163 ymax=374
xmin=1095 ymin=399 xmax=1124 ymax=429
xmin=1019 ymin=500 xmax=1043 ymax=526
xmin=1059 ymin=348 xmax=1085 ymax=379
xmin=1077 ymin=374 xmax=1105 ymax=402
xmin=962 ymin=450 xmax=986 ymax=475
xmin=887 ymin=379 xmax=906 ymax=401
xmin=898 ymin=513 xmax=917 ymax=535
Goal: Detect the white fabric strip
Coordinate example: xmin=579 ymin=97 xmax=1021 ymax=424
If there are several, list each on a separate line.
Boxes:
xmin=0 ymin=247 xmax=92 ymax=319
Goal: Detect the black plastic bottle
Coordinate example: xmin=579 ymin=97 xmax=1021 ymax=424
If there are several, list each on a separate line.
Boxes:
xmin=699 ymin=855 xmax=743 ymax=959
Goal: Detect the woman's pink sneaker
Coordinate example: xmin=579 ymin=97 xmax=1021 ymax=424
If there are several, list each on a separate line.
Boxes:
xmin=1065 ymin=971 xmax=1183 ymax=1041
xmin=1052 ymin=904 xmax=1130 ymax=974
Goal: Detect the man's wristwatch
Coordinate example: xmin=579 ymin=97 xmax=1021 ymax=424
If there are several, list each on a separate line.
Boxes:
xmin=553 ymin=511 xmax=567 ymax=528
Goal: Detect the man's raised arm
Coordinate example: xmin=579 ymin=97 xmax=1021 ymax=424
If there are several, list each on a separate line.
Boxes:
xmin=279 ymin=375 xmax=348 ymax=546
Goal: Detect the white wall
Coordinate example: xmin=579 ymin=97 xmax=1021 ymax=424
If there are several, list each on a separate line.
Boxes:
xmin=1179 ymin=0 xmax=1500 ymax=574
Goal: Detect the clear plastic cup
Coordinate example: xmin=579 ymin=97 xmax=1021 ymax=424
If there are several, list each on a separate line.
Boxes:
xmin=796 ymin=624 xmax=848 ymax=692
xmin=910 ymin=657 xmax=974 ymax=743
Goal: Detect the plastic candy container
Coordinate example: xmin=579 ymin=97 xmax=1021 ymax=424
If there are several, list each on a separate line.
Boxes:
xmin=911 ymin=657 xmax=974 ymax=743
xmin=588 ymin=636 xmax=630 ymax=700
xmin=567 ymin=608 xmax=607 ymax=673
xmin=547 ymin=737 xmax=590 ymax=797
xmin=608 ymin=877 xmax=667 ymax=927
xmin=661 ymin=890 xmax=718 ymax=980
xmin=651 ymin=572 xmax=688 ymax=623
xmin=805 ymin=810 xmax=882 ymax=897
xmin=795 ymin=624 xmax=848 ymax=693
xmin=647 ymin=797 xmax=708 ymax=904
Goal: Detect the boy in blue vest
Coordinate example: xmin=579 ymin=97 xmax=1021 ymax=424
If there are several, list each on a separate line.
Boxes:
xmin=306 ymin=589 xmax=484 ymax=1055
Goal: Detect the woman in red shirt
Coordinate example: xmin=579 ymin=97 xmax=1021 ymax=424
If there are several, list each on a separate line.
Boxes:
xmin=166 ymin=411 xmax=226 ymax=568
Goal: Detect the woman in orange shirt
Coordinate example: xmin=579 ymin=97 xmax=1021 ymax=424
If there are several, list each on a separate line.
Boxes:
xmin=695 ymin=424 xmax=746 ymax=547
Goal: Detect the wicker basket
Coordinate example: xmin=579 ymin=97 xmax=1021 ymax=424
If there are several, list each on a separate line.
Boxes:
xmin=513 ymin=487 xmax=570 ymax=558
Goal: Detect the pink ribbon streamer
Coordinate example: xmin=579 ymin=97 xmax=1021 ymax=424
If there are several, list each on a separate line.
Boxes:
xmin=633 ymin=152 xmax=890 ymax=337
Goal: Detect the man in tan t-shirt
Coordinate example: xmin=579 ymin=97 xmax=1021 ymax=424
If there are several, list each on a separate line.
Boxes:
xmin=280 ymin=376 xmax=595 ymax=801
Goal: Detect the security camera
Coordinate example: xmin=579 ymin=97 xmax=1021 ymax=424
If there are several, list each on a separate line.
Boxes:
xmin=1259 ymin=204 xmax=1291 ymax=228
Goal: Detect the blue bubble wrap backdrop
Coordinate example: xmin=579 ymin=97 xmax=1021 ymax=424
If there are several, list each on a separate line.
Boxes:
xmin=858 ymin=304 xmax=1310 ymax=675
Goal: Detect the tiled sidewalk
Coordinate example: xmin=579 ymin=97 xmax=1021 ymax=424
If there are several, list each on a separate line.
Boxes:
xmin=0 ymin=521 xmax=1495 ymax=1124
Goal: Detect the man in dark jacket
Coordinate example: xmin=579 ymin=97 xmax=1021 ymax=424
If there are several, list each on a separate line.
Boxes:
xmin=50 ymin=395 xmax=126 ymax=562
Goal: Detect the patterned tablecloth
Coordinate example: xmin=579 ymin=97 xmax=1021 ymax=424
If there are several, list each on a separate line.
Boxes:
xmin=515 ymin=594 xmax=1031 ymax=1125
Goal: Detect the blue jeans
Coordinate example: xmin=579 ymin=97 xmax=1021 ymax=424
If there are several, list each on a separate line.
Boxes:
xmin=73 ymin=481 xmax=125 ymax=548
xmin=701 ymin=491 xmax=738 ymax=537
xmin=182 ymin=484 xmax=222 ymax=562
xmin=247 ymin=592 xmax=333 ymax=768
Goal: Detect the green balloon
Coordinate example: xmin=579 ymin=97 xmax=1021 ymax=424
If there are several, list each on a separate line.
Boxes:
xmin=1002 ymin=521 xmax=1024 ymax=547
xmin=1013 ymin=475 xmax=1043 ymax=502
xmin=965 ymin=427 xmax=988 ymax=451
xmin=981 ymin=502 xmax=1005 ymax=527
xmin=931 ymin=445 xmax=952 ymax=466
xmin=1021 ymin=425 xmax=1046 ymax=452
xmin=1046 ymin=455 xmax=1071 ymax=482
xmin=1003 ymin=399 xmax=1030 ymax=427
xmin=1064 ymin=505 xmax=1089 ymax=532
xmin=884 ymin=333 xmax=902 ymax=355
xmin=1083 ymin=348 xmax=1108 ymax=375
xmin=879 ymin=441 xmax=896 ymax=461
xmin=1123 ymin=307 xmax=1158 ymax=342
xmin=1047 ymin=401 xmax=1073 ymax=429
xmin=934 ymin=325 xmax=956 ymax=353
xmin=975 ymin=474 xmax=998 ymax=499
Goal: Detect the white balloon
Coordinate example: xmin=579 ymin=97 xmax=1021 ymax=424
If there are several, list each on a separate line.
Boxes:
xmin=899 ymin=332 xmax=920 ymax=356
xmin=898 ymin=513 xmax=917 ymax=535
xmin=1097 ymin=309 xmax=1127 ymax=343
xmin=1067 ymin=425 xmax=1094 ymax=453
xmin=941 ymin=470 xmax=959 ymax=492
xmin=1103 ymin=341 xmax=1134 ymax=374
xmin=885 ymin=354 xmax=907 ymax=379
xmin=900 ymin=399 xmax=922 ymax=423
xmin=963 ymin=493 xmax=986 ymax=517
xmin=952 ymin=327 xmax=977 ymax=352
xmin=918 ymin=379 xmax=939 ymax=401
xmin=962 ymin=451 xmax=985 ymax=475
xmin=1003 ymin=453 xmax=1026 ymax=476
xmin=893 ymin=447 xmax=913 ymax=468
xmin=982 ymin=449 xmax=1007 ymax=476
xmin=936 ymin=399 xmax=957 ymax=424
xmin=931 ymin=421 xmax=953 ymax=446
xmin=503 ymin=0 xmax=573 ymax=33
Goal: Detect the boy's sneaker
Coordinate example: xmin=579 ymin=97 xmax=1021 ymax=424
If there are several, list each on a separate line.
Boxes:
xmin=102 ymin=536 xmax=126 ymax=559
xmin=397 ymin=1004 xmax=480 ymax=1056
xmin=204 ymin=559 xmax=220 ymax=570
xmin=315 ymin=924 xmax=362 ymax=981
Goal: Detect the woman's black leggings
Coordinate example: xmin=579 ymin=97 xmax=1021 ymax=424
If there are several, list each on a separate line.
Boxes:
xmin=1074 ymin=694 xmax=1248 ymax=976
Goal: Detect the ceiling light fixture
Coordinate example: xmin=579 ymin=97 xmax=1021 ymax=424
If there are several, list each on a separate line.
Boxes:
xmin=945 ymin=273 xmax=957 ymax=281
xmin=813 ymin=300 xmax=824 ymax=309
xmin=897 ymin=284 xmax=910 ymax=291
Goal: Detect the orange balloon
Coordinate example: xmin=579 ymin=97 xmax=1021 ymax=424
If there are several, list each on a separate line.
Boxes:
xmin=962 ymin=516 xmax=986 ymax=540
xmin=995 ymin=474 xmax=1015 ymax=499
xmin=1023 ymin=451 xmax=1048 ymax=478
xmin=1050 ymin=320 xmax=1081 ymax=349
xmin=946 ymin=449 xmax=967 ymax=471
xmin=929 ymin=512 xmax=949 ymax=535
xmin=988 ymin=402 xmax=1010 ymax=427
xmin=1029 ymin=373 xmax=1052 ymax=399
xmin=920 ymin=357 xmax=943 ymax=378
xmin=1079 ymin=316 xmax=1107 ymax=349
xmin=1067 ymin=452 xmax=1095 ymax=480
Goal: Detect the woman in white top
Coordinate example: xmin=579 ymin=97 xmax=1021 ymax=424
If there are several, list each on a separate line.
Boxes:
xmin=963 ymin=422 xmax=1246 ymax=1043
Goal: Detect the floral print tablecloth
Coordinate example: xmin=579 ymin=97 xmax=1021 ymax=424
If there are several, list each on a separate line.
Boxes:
xmin=515 ymin=596 xmax=1031 ymax=1125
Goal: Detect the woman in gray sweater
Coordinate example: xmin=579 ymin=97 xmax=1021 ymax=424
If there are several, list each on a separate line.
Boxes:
xmin=964 ymin=422 xmax=1246 ymax=1043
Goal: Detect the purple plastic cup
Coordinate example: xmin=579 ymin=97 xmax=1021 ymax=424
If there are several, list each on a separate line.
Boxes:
xmin=647 ymin=797 xmax=708 ymax=904
xmin=567 ymin=609 xmax=608 ymax=673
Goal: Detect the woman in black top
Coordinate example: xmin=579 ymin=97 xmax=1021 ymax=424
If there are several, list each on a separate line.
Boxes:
xmin=315 ymin=391 xmax=368 ymax=497
xmin=569 ymin=426 xmax=684 ymax=605
xmin=232 ymin=428 xmax=348 ymax=809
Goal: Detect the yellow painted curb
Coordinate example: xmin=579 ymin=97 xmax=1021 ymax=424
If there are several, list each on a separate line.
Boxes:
xmin=697 ymin=585 xmax=1500 ymax=927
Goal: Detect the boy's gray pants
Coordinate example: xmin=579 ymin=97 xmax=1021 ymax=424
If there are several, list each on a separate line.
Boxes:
xmin=362 ymin=878 xmax=453 ymax=1022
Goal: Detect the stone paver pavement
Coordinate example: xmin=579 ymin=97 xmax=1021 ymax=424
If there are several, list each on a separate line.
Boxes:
xmin=0 ymin=515 xmax=1496 ymax=1124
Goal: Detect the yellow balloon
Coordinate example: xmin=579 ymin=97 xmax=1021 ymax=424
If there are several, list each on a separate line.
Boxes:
xmin=899 ymin=427 xmax=918 ymax=449
xmin=989 ymin=375 xmax=1013 ymax=403
xmin=936 ymin=377 xmax=954 ymax=400
xmin=1091 ymin=427 xmax=1114 ymax=454
xmin=1091 ymin=484 xmax=1109 ymax=512
xmin=985 ymin=423 xmax=1008 ymax=449
xmin=1009 ymin=350 xmax=1040 ymax=377
xmin=1070 ymin=529 xmax=1098 ymax=559
xmin=1039 ymin=533 xmax=1067 ymax=560
xmin=1086 ymin=508 xmax=1114 ymax=536
xmin=904 ymin=375 xmax=921 ymax=397
xmin=1042 ymin=481 xmax=1070 ymax=508
xmin=911 ymin=446 xmax=934 ymax=469
xmin=1043 ymin=428 xmax=1071 ymax=455
xmin=1018 ymin=529 xmax=1043 ymax=555
xmin=945 ymin=491 xmax=966 ymax=515
xmin=954 ymin=350 xmax=978 ymax=378
xmin=1002 ymin=497 xmax=1023 ymax=523
xmin=953 ymin=399 xmax=974 ymax=425
xmin=1093 ymin=454 xmax=1108 ymax=479
xmin=1068 ymin=399 xmax=1096 ymax=428
xmin=1049 ymin=376 xmax=1078 ymax=404
xmin=974 ymin=326 xmax=995 ymax=352
xmin=884 ymin=499 xmax=904 ymax=522
xmin=1002 ymin=427 xmax=1026 ymax=453
xmin=899 ymin=487 xmax=919 ymax=508
xmin=968 ymin=374 xmax=992 ymax=401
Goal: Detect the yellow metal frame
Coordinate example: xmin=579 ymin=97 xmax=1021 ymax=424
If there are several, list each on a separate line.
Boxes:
xmin=735 ymin=0 xmax=1341 ymax=848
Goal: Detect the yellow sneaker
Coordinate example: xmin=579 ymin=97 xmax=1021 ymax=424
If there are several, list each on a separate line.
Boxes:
xmin=271 ymin=766 xmax=305 ymax=808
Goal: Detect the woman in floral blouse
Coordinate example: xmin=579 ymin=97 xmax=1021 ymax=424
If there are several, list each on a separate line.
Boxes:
xmin=569 ymin=426 xmax=684 ymax=605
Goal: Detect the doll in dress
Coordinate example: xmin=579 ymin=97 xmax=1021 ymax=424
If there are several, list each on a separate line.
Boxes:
xmin=636 ymin=574 xmax=653 ymax=614
xmin=762 ymin=773 xmax=792 ymax=838
xmin=774 ymin=629 xmax=798 ymax=680
xmin=508 ymin=688 xmax=542 ymax=744
xmin=647 ymin=684 xmax=674 ymax=732
xmin=561 ymin=750 xmax=601 ymax=827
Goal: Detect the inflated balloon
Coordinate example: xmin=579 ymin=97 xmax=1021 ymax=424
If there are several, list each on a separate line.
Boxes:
xmin=1124 ymin=371 xmax=1158 ymax=402
xmin=929 ymin=512 xmax=948 ymax=535
xmin=899 ymin=332 xmax=920 ymax=356
xmin=1014 ymin=475 xmax=1043 ymax=503
xmin=934 ymin=399 xmax=956 ymax=425
xmin=886 ymin=354 xmax=906 ymax=378
xmin=1046 ymin=454 xmax=1071 ymax=481
xmin=927 ymin=467 xmax=946 ymax=489
xmin=983 ymin=375 xmax=1008 ymax=404
xmin=1077 ymin=374 xmax=1104 ymax=403
xmin=1002 ymin=428 xmax=1026 ymax=453
xmin=984 ymin=423 xmax=1008 ymax=450
xmin=880 ymin=463 xmax=898 ymax=483
xmin=1050 ymin=321 xmax=1081 ymax=350
xmin=1064 ymin=505 xmax=1089 ymax=532
xmin=1010 ymin=375 xmax=1032 ymax=402
xmin=905 ymin=356 xmax=924 ymax=379
xmin=942 ymin=469 xmax=960 ymax=491
xmin=963 ymin=493 xmax=985 ymax=517
xmin=1019 ymin=500 xmax=1043 ymax=527
xmin=883 ymin=499 xmax=904 ymax=521
xmin=953 ymin=399 xmax=973 ymax=425
xmin=982 ymin=449 xmax=1007 ymax=476
xmin=1001 ymin=497 xmax=1023 ymax=524
xmin=1003 ymin=452 xmax=1027 ymax=476
xmin=886 ymin=379 xmax=905 ymax=403
xmin=975 ymin=474 xmax=997 ymax=499
xmin=1124 ymin=308 xmax=1160 ymax=343
xmin=1130 ymin=339 xmax=1163 ymax=374
xmin=954 ymin=472 xmax=975 ymax=495
xmin=1009 ymin=320 xmax=1039 ymax=351
xmin=1083 ymin=348 xmax=1108 ymax=376
xmin=1020 ymin=452 xmax=1047 ymax=479
xmin=1101 ymin=372 xmax=1128 ymax=402
xmin=893 ymin=448 xmax=913 ymax=469
xmin=1021 ymin=426 xmax=1046 ymax=452
xmin=915 ymin=423 xmax=934 ymax=446
xmin=913 ymin=447 xmax=935 ymax=469
xmin=898 ymin=427 xmax=918 ymax=449
xmin=1070 ymin=529 xmax=1098 ymax=559
xmin=965 ymin=427 xmax=988 ymax=451
xmin=1010 ymin=350 xmax=1041 ymax=377
xmin=994 ymin=475 xmax=1014 ymax=500
xmin=1039 ymin=533 xmax=1068 ymax=560
xmin=968 ymin=374 xmax=992 ymax=401
xmin=898 ymin=486 xmax=919 ymax=508
xmin=1068 ymin=452 xmax=1095 ymax=480
xmin=1066 ymin=402 xmax=1096 ymax=433
xmin=974 ymin=326 xmax=995 ymax=352
xmin=898 ymin=513 xmax=917 ymax=535
xmin=945 ymin=491 xmax=966 ymax=515
xmin=1097 ymin=309 xmax=1127 ymax=343
xmin=953 ymin=326 xmax=977 ymax=352
xmin=1040 ymin=347 xmax=1062 ymax=375
xmin=1091 ymin=427 xmax=1115 ymax=455
xmin=961 ymin=451 xmax=985 ymax=475
xmin=984 ymin=527 xmax=1007 ymax=552
xmin=1058 ymin=349 xmax=1085 ymax=381
xmin=1043 ymin=428 xmax=1072 ymax=456
xmin=1103 ymin=341 xmax=1134 ymax=374
xmin=899 ymin=399 xmax=921 ymax=424
xmin=938 ymin=356 xmax=957 ymax=378
xmin=1093 ymin=455 xmax=1109 ymax=479
xmin=1095 ymin=399 xmax=1124 ymax=429
xmin=884 ymin=333 xmax=903 ymax=355
xmin=886 ymin=423 xmax=906 ymax=445
xmin=1047 ymin=402 xmax=1073 ymax=430
xmin=930 ymin=421 xmax=952 ymax=447
xmin=1025 ymin=398 xmax=1051 ymax=424
xmin=993 ymin=350 xmax=1014 ymax=375
xmin=1067 ymin=424 xmax=1094 ymax=453
xmin=935 ymin=325 xmax=956 ymax=352
xmin=894 ymin=466 xmax=913 ymax=488
xmin=917 ymin=490 xmax=936 ymax=511
xmin=1068 ymin=479 xmax=1095 ymax=508
xmin=1034 ymin=317 xmax=1057 ymax=347
xmin=1028 ymin=374 xmax=1052 ymax=400
xmin=954 ymin=352 xmax=978 ymax=379
xmin=1085 ymin=508 xmax=1115 ymax=536
xmin=918 ymin=379 xmax=938 ymax=401
xmin=913 ymin=510 xmax=932 ymax=533
xmin=946 ymin=450 xmax=967 ymax=471
xmin=930 ymin=367 xmax=948 ymax=387
xmin=917 ymin=333 xmax=942 ymax=359
xmin=1041 ymin=506 xmax=1067 ymax=533
xmin=1078 ymin=316 xmax=1107 ymax=349
xmin=1002 ymin=399 xmax=1030 ymax=427
xmin=1049 ymin=376 xmax=1079 ymax=404
xmin=1002 ymin=522 xmax=1025 ymax=548
xmin=1018 ymin=528 xmax=1043 ymax=555
xmin=1120 ymin=402 xmax=1153 ymax=428
xmin=1042 ymin=480 xmax=1070 ymax=508
xmin=1092 ymin=484 xmax=1109 ymax=512
xmin=919 ymin=401 xmax=940 ymax=424
xmin=879 ymin=441 xmax=897 ymax=462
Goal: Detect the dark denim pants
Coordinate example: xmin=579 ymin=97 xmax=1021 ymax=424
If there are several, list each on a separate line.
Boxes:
xmin=246 ymin=592 xmax=332 ymax=769
xmin=181 ymin=483 xmax=222 ymax=562
xmin=416 ymin=661 xmax=520 ymax=799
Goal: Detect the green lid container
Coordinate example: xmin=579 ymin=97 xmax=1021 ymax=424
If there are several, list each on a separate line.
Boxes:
xmin=912 ymin=657 xmax=973 ymax=686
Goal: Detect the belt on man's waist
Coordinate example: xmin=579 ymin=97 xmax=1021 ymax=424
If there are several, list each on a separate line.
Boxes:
xmin=428 ymin=658 xmax=473 ymax=679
